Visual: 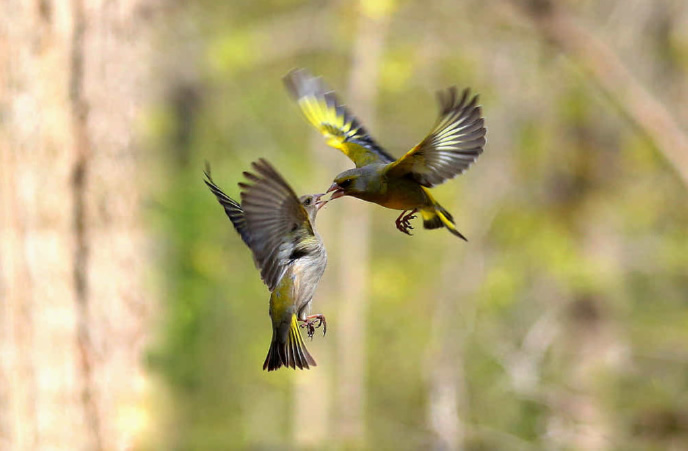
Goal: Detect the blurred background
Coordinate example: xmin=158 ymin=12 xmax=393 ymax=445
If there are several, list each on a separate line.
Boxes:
xmin=2 ymin=0 xmax=688 ymax=449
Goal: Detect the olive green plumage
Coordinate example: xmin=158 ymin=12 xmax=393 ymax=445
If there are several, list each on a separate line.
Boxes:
xmin=204 ymin=159 xmax=327 ymax=371
xmin=284 ymin=68 xmax=487 ymax=239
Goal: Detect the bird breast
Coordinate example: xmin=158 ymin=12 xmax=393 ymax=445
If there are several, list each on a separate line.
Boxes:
xmin=289 ymin=245 xmax=327 ymax=307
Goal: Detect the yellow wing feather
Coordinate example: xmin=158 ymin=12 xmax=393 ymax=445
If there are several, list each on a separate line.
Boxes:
xmin=284 ymin=68 xmax=395 ymax=167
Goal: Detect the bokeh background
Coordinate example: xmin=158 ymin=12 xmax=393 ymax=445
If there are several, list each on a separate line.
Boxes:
xmin=2 ymin=0 xmax=688 ymax=449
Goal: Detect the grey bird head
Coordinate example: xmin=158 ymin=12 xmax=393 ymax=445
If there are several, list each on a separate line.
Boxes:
xmin=299 ymin=193 xmax=328 ymax=224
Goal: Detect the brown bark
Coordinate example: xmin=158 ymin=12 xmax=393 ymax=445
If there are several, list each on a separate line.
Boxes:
xmin=0 ymin=1 xmax=158 ymax=449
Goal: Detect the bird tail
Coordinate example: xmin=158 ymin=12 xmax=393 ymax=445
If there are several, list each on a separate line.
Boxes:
xmin=421 ymin=202 xmax=468 ymax=241
xmin=263 ymin=314 xmax=317 ymax=371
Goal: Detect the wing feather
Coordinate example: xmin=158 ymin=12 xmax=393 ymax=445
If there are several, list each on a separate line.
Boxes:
xmin=239 ymin=159 xmax=315 ymax=291
xmin=283 ymin=68 xmax=395 ymax=167
xmin=385 ymin=87 xmax=486 ymax=187
xmin=203 ymin=164 xmax=251 ymax=247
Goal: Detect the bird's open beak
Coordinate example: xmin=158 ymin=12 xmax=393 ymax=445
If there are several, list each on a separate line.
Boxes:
xmin=314 ymin=193 xmax=328 ymax=211
xmin=326 ymin=182 xmax=345 ymax=200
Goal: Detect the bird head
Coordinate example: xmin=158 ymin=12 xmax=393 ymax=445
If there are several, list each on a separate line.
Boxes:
xmin=327 ymin=168 xmax=373 ymax=200
xmin=299 ymin=193 xmax=327 ymax=223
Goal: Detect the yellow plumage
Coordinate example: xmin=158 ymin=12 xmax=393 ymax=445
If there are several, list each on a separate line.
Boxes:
xmin=284 ymin=68 xmax=486 ymax=240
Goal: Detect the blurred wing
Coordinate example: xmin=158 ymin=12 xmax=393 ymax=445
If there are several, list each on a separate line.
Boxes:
xmin=203 ymin=165 xmax=251 ymax=247
xmin=239 ymin=159 xmax=317 ymax=291
xmin=385 ymin=87 xmax=486 ymax=187
xmin=283 ymin=68 xmax=395 ymax=167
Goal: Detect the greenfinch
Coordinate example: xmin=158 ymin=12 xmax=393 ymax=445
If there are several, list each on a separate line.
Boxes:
xmin=284 ymin=68 xmax=486 ymax=240
xmin=204 ymin=159 xmax=328 ymax=371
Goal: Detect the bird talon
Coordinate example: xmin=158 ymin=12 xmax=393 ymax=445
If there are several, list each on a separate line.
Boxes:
xmin=301 ymin=314 xmax=327 ymax=339
xmin=397 ymin=224 xmax=413 ymax=236
xmin=395 ymin=209 xmax=418 ymax=236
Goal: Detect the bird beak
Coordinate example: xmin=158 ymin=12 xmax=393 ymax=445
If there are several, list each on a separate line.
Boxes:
xmin=314 ymin=193 xmax=328 ymax=210
xmin=326 ymin=182 xmax=345 ymax=200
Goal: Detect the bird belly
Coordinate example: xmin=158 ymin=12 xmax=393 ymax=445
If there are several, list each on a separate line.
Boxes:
xmin=373 ymin=178 xmax=431 ymax=210
xmin=270 ymin=253 xmax=326 ymax=324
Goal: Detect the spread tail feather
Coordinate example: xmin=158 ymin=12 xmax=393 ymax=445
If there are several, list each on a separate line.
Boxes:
xmin=263 ymin=314 xmax=317 ymax=371
xmin=421 ymin=204 xmax=468 ymax=241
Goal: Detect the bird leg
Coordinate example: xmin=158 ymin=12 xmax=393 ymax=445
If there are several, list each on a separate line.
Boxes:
xmin=395 ymin=210 xmax=410 ymax=234
xmin=394 ymin=209 xmax=418 ymax=235
xmin=299 ymin=314 xmax=327 ymax=339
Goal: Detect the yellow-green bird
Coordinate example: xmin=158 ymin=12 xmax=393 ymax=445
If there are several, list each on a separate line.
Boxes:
xmin=284 ymin=69 xmax=486 ymax=240
xmin=204 ymin=159 xmax=328 ymax=371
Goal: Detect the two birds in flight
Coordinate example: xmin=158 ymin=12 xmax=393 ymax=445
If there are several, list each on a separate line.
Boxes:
xmin=204 ymin=69 xmax=486 ymax=371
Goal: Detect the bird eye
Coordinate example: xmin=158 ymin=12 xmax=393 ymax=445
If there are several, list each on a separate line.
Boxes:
xmin=339 ymin=179 xmax=352 ymax=188
xmin=303 ymin=197 xmax=312 ymax=206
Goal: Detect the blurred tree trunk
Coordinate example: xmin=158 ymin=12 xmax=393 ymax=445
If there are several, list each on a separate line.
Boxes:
xmin=426 ymin=254 xmax=471 ymax=451
xmin=292 ymin=129 xmax=338 ymax=449
xmin=291 ymin=4 xmax=389 ymax=445
xmin=425 ymin=174 xmax=507 ymax=449
xmin=544 ymin=236 xmax=627 ymax=449
xmin=331 ymin=3 xmax=392 ymax=446
xmin=539 ymin=285 xmax=628 ymax=450
xmin=0 ymin=1 xmax=157 ymax=449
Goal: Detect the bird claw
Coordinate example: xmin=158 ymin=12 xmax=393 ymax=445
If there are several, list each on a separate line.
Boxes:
xmin=395 ymin=210 xmax=418 ymax=235
xmin=299 ymin=314 xmax=327 ymax=340
xmin=398 ymin=225 xmax=413 ymax=236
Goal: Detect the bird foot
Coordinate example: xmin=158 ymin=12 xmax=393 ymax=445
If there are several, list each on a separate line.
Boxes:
xmin=394 ymin=209 xmax=418 ymax=235
xmin=299 ymin=314 xmax=327 ymax=339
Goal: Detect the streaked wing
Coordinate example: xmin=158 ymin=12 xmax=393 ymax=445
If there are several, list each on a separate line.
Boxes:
xmin=203 ymin=165 xmax=251 ymax=247
xmin=239 ymin=159 xmax=316 ymax=291
xmin=385 ymin=87 xmax=486 ymax=187
xmin=283 ymin=68 xmax=395 ymax=167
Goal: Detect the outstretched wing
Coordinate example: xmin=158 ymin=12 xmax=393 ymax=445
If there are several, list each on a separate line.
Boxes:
xmin=283 ymin=68 xmax=395 ymax=167
xmin=239 ymin=159 xmax=318 ymax=291
xmin=384 ymin=87 xmax=486 ymax=187
xmin=203 ymin=164 xmax=251 ymax=247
